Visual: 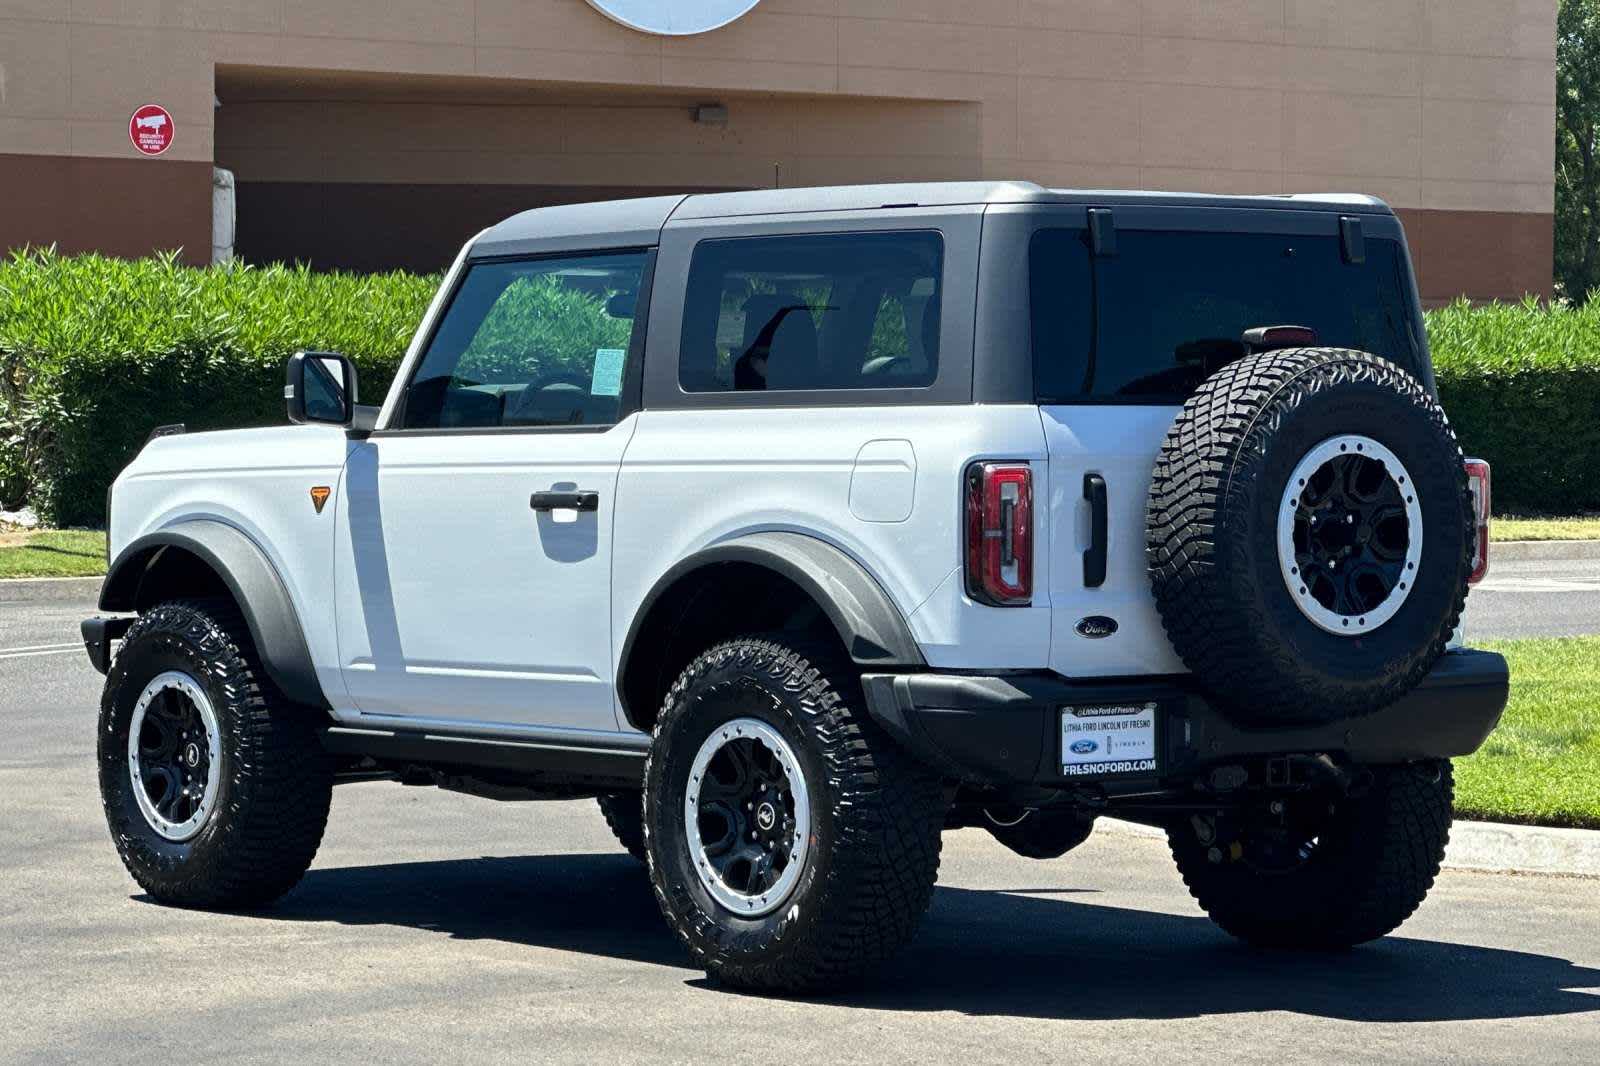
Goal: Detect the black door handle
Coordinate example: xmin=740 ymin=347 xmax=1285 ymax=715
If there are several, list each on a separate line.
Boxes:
xmin=530 ymin=490 xmax=599 ymax=513
xmin=1083 ymin=474 xmax=1107 ymax=588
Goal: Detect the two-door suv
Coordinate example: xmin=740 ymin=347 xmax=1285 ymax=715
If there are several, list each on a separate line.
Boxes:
xmin=85 ymin=182 xmax=1506 ymax=992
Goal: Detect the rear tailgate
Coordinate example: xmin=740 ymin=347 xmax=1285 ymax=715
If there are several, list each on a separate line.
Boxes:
xmin=1039 ymin=404 xmax=1186 ymax=678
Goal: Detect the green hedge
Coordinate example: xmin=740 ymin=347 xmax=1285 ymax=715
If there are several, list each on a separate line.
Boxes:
xmin=1430 ymin=296 xmax=1600 ymax=514
xmin=0 ymin=249 xmax=435 ymax=526
xmin=2 ymin=251 xmax=1597 ymax=526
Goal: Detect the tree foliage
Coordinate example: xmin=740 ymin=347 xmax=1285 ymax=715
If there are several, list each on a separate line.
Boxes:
xmin=1557 ymin=0 xmax=1600 ymax=301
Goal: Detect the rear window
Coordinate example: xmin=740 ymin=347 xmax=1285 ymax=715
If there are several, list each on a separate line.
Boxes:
xmin=1030 ymin=228 xmax=1423 ymax=402
xmin=679 ymin=231 xmax=942 ymax=393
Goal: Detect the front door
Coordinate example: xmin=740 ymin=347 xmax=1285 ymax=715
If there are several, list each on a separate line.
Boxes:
xmin=333 ymin=249 xmax=649 ymax=734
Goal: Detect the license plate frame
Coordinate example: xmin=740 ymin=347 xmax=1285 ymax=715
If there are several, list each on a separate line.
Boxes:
xmin=1059 ymin=702 xmax=1161 ymax=778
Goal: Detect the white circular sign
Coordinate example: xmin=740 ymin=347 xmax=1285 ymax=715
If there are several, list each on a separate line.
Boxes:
xmin=585 ymin=0 xmax=762 ymax=35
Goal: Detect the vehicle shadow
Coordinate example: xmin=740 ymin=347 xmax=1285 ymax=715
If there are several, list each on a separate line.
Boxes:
xmin=224 ymin=853 xmax=1600 ymax=1024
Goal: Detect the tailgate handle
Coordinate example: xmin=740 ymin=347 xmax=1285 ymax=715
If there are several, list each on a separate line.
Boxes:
xmin=1084 ymin=474 xmax=1108 ymax=588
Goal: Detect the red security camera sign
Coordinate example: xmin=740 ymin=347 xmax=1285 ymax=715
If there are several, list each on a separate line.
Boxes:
xmin=128 ymin=104 xmax=174 ymax=156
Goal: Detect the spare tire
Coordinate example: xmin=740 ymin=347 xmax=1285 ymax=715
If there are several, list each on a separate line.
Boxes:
xmin=1148 ymin=348 xmax=1472 ymax=726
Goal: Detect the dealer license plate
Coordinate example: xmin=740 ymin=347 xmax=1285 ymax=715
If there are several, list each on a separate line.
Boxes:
xmin=1060 ymin=703 xmax=1160 ymax=777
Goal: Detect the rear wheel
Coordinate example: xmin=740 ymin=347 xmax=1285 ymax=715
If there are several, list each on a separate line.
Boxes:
xmin=1168 ymin=762 xmax=1452 ymax=949
xmin=596 ymin=792 xmax=647 ymax=863
xmin=97 ymin=599 xmax=332 ymax=909
xmin=643 ymin=636 xmax=945 ymax=993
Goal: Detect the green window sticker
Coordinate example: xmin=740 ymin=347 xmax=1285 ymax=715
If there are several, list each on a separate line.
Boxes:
xmin=591 ymin=348 xmax=626 ymax=397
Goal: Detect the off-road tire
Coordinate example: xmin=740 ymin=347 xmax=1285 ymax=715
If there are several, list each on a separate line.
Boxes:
xmin=985 ymin=809 xmax=1096 ymax=860
xmin=597 ymin=792 xmax=647 ymax=863
xmin=1170 ymin=761 xmax=1452 ymax=949
xmin=1149 ymin=348 xmax=1472 ymax=725
xmin=97 ymin=599 xmax=332 ymax=909
xmin=643 ymin=636 xmax=945 ymax=994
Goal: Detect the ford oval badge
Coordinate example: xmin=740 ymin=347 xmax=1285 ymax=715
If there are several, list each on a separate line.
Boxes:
xmin=1070 ymin=739 xmax=1099 ymax=755
xmin=1076 ymin=616 xmax=1119 ymax=639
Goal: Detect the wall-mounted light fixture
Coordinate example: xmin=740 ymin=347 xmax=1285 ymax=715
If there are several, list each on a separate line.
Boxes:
xmin=693 ymin=103 xmax=729 ymax=126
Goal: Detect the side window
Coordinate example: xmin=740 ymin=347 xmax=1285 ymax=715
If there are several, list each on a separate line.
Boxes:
xmin=400 ymin=252 xmax=646 ymax=429
xmin=679 ymin=231 xmax=943 ymax=393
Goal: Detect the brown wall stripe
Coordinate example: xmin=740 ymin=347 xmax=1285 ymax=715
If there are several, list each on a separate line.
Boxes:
xmin=0 ymin=154 xmax=1554 ymax=303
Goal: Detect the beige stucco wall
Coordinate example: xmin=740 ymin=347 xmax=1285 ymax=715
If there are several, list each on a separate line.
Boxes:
xmin=0 ymin=0 xmax=1557 ymax=210
xmin=0 ymin=0 xmax=1558 ymax=294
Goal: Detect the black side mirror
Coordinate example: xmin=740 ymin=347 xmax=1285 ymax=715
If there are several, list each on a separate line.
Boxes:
xmin=285 ymin=351 xmax=357 ymax=425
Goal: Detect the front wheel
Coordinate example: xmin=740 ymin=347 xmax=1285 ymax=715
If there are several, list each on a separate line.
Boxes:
xmin=643 ymin=637 xmax=945 ymax=993
xmin=1169 ymin=762 xmax=1452 ymax=949
xmin=97 ymin=599 xmax=332 ymax=909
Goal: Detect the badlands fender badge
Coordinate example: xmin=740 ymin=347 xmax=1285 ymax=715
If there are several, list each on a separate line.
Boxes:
xmin=1075 ymin=616 xmax=1118 ymax=639
xmin=309 ymin=486 xmax=331 ymax=514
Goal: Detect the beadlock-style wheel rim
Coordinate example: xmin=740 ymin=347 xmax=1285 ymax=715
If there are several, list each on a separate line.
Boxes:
xmin=127 ymin=671 xmax=222 ymax=842
xmin=684 ymin=717 xmax=810 ymax=918
xmin=1277 ymin=434 xmax=1424 ymax=636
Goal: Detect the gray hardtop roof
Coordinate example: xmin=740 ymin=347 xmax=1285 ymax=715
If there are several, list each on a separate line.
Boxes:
xmin=470 ymin=181 xmax=1392 ymax=255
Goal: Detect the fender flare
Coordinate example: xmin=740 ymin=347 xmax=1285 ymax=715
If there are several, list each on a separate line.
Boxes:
xmin=99 ymin=520 xmax=328 ymax=708
xmin=617 ymin=531 xmax=925 ymax=722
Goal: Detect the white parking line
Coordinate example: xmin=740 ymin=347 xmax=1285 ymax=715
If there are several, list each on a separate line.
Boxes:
xmin=0 ymin=644 xmax=80 ymax=660
xmin=0 ymin=642 xmax=81 ymax=654
xmin=1475 ymin=579 xmax=1600 ymax=593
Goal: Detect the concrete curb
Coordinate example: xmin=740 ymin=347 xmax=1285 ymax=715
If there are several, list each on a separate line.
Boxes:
xmin=0 ymin=576 xmax=103 ymax=604
xmin=1492 ymin=538 xmax=1600 ymax=561
xmin=1443 ymin=820 xmax=1600 ymax=878
xmin=1100 ymin=816 xmax=1600 ymax=879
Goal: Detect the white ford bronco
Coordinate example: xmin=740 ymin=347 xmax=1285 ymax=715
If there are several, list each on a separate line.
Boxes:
xmin=85 ymin=182 xmax=1506 ymax=992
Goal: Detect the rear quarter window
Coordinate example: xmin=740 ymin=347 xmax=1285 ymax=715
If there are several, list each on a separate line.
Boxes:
xmin=678 ymin=230 xmax=943 ymax=394
xmin=1031 ymin=228 xmax=1424 ymax=403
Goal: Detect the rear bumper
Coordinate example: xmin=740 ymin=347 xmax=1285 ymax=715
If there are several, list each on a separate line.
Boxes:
xmin=861 ymin=648 xmax=1509 ymax=788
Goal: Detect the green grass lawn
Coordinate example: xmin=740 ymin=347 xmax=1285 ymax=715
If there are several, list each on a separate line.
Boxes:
xmin=0 ymin=528 xmax=107 ymax=578
xmin=1455 ymin=636 xmax=1600 ymax=830
xmin=1492 ymin=515 xmax=1600 ymax=541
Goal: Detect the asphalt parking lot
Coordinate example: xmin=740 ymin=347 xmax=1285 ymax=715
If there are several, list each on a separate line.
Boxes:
xmin=1468 ymin=554 xmax=1600 ymax=639
xmin=3 ymin=583 xmax=1599 ymax=1065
